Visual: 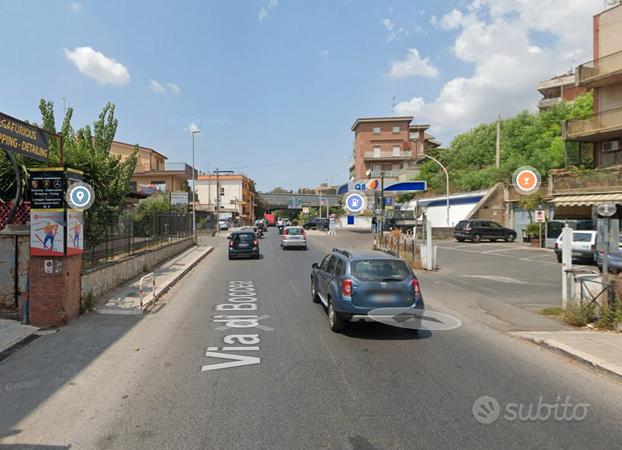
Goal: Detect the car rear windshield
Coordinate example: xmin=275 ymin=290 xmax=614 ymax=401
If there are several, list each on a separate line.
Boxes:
xmin=350 ymin=259 xmax=411 ymax=281
xmin=455 ymin=221 xmax=469 ymax=229
xmin=286 ymin=227 xmax=303 ymax=235
xmin=574 ymin=232 xmax=594 ymax=242
xmin=236 ymin=233 xmax=255 ymax=242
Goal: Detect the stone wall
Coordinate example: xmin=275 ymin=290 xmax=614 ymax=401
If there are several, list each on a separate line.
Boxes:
xmin=466 ymin=183 xmax=506 ymax=224
xmin=81 ymin=237 xmax=194 ymax=300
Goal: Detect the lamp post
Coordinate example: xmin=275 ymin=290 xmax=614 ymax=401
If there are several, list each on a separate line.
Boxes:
xmin=191 ymin=129 xmax=200 ymax=243
xmin=423 ymin=154 xmax=450 ymax=227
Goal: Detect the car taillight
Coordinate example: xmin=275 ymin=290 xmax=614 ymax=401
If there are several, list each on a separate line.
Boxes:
xmin=229 ymin=240 xmax=234 ymax=247
xmin=411 ymin=278 xmax=421 ymax=297
xmin=465 ymin=225 xmax=471 ymax=231
xmin=253 ymin=240 xmax=259 ymax=246
xmin=342 ymin=279 xmax=352 ymax=297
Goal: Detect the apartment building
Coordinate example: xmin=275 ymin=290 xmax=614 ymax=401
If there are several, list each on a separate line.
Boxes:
xmin=195 ymin=174 xmax=255 ymax=225
xmin=349 ymin=117 xmax=439 ymax=182
xmin=555 ymin=2 xmax=622 ymax=218
xmin=110 ymin=141 xmax=195 ymax=195
xmin=537 ymin=72 xmax=587 ymax=111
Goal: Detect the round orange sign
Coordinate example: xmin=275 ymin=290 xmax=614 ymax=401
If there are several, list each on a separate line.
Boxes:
xmin=512 ymin=166 xmax=541 ymax=195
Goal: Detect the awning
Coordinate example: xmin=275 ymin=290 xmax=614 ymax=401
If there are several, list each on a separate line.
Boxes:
xmin=552 ymin=193 xmax=622 ymax=206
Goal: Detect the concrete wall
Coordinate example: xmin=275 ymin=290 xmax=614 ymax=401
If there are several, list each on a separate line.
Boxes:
xmin=467 ymin=183 xmax=506 ymax=224
xmin=339 ymin=215 xmax=373 ymax=231
xmin=81 ymin=237 xmax=194 ymax=300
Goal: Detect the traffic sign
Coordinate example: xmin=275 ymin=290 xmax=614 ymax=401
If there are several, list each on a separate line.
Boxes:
xmin=66 ymin=182 xmax=95 ymax=210
xmin=343 ymin=192 xmax=367 ymax=215
xmin=512 ymin=166 xmax=541 ymax=195
xmin=597 ymin=203 xmax=617 ymax=217
xmin=535 ymin=209 xmax=545 ymax=223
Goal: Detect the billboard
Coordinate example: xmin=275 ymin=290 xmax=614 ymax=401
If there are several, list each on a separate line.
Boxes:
xmin=0 ymin=112 xmax=49 ymax=162
xmin=66 ymin=210 xmax=84 ymax=255
xmin=30 ymin=210 xmax=65 ymax=256
xmin=170 ymin=191 xmax=189 ymax=205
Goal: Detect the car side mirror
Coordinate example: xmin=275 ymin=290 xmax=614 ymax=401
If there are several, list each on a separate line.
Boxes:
xmin=312 ymin=263 xmax=319 ymax=269
xmin=227 ymin=233 xmax=232 ymax=239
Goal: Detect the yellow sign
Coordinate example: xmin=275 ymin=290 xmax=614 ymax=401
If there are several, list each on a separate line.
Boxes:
xmin=0 ymin=112 xmax=49 ymax=162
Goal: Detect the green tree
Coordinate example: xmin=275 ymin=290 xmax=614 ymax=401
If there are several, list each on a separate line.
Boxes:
xmin=270 ymin=186 xmax=292 ymax=194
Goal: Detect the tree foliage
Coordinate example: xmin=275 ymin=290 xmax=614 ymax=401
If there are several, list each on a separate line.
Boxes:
xmin=418 ymin=92 xmax=593 ymax=193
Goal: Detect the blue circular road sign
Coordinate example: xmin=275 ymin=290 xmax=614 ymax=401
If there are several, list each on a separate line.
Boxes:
xmin=66 ymin=182 xmax=95 ymax=210
xmin=343 ymin=192 xmax=367 ymax=215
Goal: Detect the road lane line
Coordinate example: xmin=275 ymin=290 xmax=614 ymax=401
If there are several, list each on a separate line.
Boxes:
xmin=318 ymin=333 xmax=357 ymax=401
xmin=288 ymin=280 xmax=301 ymax=299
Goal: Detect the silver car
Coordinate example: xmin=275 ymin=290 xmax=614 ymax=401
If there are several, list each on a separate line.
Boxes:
xmin=281 ymin=226 xmax=307 ymax=250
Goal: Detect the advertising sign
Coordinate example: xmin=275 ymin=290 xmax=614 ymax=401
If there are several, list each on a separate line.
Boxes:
xmin=66 ymin=210 xmax=84 ymax=255
xmin=170 ymin=191 xmax=189 ymax=205
xmin=30 ymin=168 xmax=65 ymax=209
xmin=535 ymin=209 xmax=546 ymax=223
xmin=30 ymin=210 xmax=65 ymax=256
xmin=343 ymin=192 xmax=367 ymax=215
xmin=0 ymin=111 xmax=49 ymax=162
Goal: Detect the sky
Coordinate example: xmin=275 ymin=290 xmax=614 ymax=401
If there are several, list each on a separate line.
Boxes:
xmin=0 ymin=0 xmax=606 ymax=192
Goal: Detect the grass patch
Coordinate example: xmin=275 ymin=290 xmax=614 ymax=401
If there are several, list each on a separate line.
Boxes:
xmin=80 ymin=291 xmax=97 ymax=314
xmin=562 ymin=303 xmax=597 ymax=327
xmin=542 ymin=307 xmax=563 ymax=317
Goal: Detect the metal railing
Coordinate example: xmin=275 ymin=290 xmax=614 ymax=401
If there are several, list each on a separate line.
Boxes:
xmin=83 ymin=211 xmax=192 ymax=269
xmin=577 ymin=49 xmax=622 ymax=85
xmin=364 ymin=150 xmax=412 ymax=159
xmin=565 ymin=106 xmax=622 ymax=139
xmin=139 ymin=273 xmax=157 ymax=310
xmin=369 ymin=170 xmax=399 ymax=178
xmin=550 ymin=168 xmax=622 ymax=194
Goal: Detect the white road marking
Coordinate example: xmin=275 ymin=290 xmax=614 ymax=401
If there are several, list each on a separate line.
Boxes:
xmin=318 ymin=333 xmax=357 ymax=401
xmin=288 ymin=280 xmax=301 ymax=299
xmin=459 ymin=275 xmax=528 ymax=284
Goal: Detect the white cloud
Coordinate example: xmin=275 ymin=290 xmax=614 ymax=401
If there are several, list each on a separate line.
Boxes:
xmin=382 ymin=18 xmax=394 ymax=31
xmin=258 ymin=0 xmax=278 ymax=22
xmin=388 ymin=48 xmax=439 ymax=79
xmin=167 ymin=82 xmax=181 ymax=94
xmin=64 ymin=47 xmax=130 ymax=85
xmin=186 ymin=122 xmax=200 ymax=134
xmin=394 ymin=0 xmax=601 ymax=141
xmin=148 ymin=80 xmax=165 ymax=94
xmin=69 ymin=2 xmax=82 ymax=14
xmin=381 ymin=17 xmax=409 ymax=42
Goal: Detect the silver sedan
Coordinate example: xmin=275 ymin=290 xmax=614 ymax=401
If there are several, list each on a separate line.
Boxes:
xmin=281 ymin=226 xmax=307 ymax=250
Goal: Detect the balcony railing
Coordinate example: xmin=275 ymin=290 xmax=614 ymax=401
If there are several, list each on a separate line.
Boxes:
xmin=550 ymin=167 xmax=622 ymax=194
xmin=370 ymin=170 xmax=399 ymax=178
xmin=134 ymin=162 xmax=195 ymax=178
xmin=364 ymin=150 xmax=412 ymax=160
xmin=564 ymin=106 xmax=622 ymax=140
xmin=538 ymin=97 xmax=562 ymax=110
xmin=577 ymin=49 xmax=622 ymax=87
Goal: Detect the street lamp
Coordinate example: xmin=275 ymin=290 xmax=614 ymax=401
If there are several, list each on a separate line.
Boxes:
xmin=423 ymin=154 xmax=450 ymax=227
xmin=191 ymin=129 xmax=200 ymax=243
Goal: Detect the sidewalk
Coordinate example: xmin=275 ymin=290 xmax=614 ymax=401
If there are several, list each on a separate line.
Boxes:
xmin=512 ymin=331 xmax=622 ymax=381
xmin=0 ymin=319 xmax=38 ymax=357
xmin=97 ymin=244 xmax=214 ymax=315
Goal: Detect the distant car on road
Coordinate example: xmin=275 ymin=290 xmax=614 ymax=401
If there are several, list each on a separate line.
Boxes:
xmin=453 ymin=220 xmax=517 ymax=243
xmin=303 ymin=217 xmax=329 ymax=231
xmin=310 ymin=249 xmax=424 ymax=332
xmin=554 ymin=230 xmax=598 ymax=264
xmin=281 ymin=226 xmax=307 ymax=250
xmin=228 ymin=230 xmax=260 ymax=260
xmin=218 ymin=219 xmax=229 ymax=231
xmin=595 ymin=247 xmax=622 ymax=273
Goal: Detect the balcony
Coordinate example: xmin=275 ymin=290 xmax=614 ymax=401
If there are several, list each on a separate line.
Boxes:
xmin=550 ymin=167 xmax=622 ymax=195
xmin=133 ymin=162 xmax=196 ymax=178
xmin=369 ymin=170 xmax=399 ymax=178
xmin=577 ymin=49 xmax=622 ymax=88
xmin=364 ymin=150 xmax=412 ymax=160
xmin=538 ymin=97 xmax=562 ymax=110
xmin=564 ymin=106 xmax=622 ymax=142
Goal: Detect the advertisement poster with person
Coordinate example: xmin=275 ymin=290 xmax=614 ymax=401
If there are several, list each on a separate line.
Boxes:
xmin=30 ymin=210 xmax=65 ymax=256
xmin=66 ymin=210 xmax=84 ymax=255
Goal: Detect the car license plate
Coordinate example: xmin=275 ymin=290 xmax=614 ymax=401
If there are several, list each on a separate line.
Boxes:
xmin=374 ymin=294 xmax=395 ymax=303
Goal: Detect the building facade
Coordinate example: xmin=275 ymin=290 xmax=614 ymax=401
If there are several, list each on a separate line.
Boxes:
xmin=195 ymin=174 xmax=255 ymax=225
xmin=110 ymin=141 xmax=195 ymax=196
xmin=556 ymin=3 xmax=622 ymax=218
xmin=349 ymin=117 xmax=439 ymax=182
xmin=537 ymin=72 xmax=587 ymax=111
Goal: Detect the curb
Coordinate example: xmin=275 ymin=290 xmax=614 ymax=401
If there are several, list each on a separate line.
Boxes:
xmin=513 ymin=333 xmax=622 ymax=383
xmin=147 ymin=246 xmax=214 ymax=310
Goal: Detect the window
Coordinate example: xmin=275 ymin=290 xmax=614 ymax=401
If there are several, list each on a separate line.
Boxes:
xmin=351 ymin=259 xmax=410 ymax=281
xmin=574 ymin=232 xmax=594 ymax=242
xmin=326 ymin=256 xmax=337 ymax=274
xmin=488 ymin=222 xmax=503 ymax=229
xmin=372 ymin=164 xmax=382 ymax=171
xmin=335 ymin=258 xmax=345 ymax=276
xmin=220 ymin=187 xmax=225 ymax=196
xmin=130 ymin=181 xmax=137 ymax=191
xmin=392 ymin=146 xmax=400 ymax=156
xmin=320 ymin=255 xmax=332 ymax=271
xmin=373 ymin=126 xmax=381 ymax=134
xmin=373 ymin=146 xmax=381 ymax=157
xmin=392 ymin=126 xmax=400 ymax=134
xmin=392 ymin=164 xmax=400 ymax=171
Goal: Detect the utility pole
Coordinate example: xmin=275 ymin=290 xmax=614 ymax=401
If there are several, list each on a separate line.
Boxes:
xmin=495 ymin=115 xmax=501 ymax=168
xmin=191 ymin=130 xmax=200 ymax=243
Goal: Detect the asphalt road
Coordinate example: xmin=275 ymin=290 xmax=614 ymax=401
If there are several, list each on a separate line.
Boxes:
xmin=1 ymin=229 xmax=622 ymax=449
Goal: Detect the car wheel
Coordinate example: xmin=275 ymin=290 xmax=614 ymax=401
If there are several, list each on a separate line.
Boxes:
xmin=490 ymin=239 xmax=497 ymax=242
xmin=328 ymin=299 xmax=345 ymax=332
xmin=505 ymin=234 xmax=516 ymax=242
xmin=228 ymin=255 xmax=233 ymax=260
xmin=456 ymin=238 xmax=465 ymax=242
xmin=471 ymin=234 xmax=481 ymax=243
xmin=311 ymin=280 xmax=320 ymax=303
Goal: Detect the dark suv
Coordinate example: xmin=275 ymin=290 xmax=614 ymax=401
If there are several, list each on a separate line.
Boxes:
xmin=303 ymin=217 xmax=329 ymax=231
xmin=310 ymin=249 xmax=424 ymax=332
xmin=453 ymin=220 xmax=517 ymax=243
xmin=228 ymin=230 xmax=260 ymax=259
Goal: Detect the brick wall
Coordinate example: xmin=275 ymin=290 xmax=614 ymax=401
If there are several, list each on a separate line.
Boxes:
xmin=467 ymin=183 xmax=507 ymax=224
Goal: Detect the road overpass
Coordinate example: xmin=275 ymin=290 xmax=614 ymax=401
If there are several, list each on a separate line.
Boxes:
xmin=257 ymin=192 xmax=342 ymax=210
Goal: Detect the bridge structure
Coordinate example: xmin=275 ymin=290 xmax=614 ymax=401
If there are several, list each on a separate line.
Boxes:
xmin=257 ymin=192 xmax=342 ymax=210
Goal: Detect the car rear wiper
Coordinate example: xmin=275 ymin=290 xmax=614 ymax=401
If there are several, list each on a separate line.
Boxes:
xmin=380 ymin=277 xmax=402 ymax=281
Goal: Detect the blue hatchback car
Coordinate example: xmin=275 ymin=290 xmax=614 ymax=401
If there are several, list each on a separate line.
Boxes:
xmin=310 ymin=249 xmax=424 ymax=332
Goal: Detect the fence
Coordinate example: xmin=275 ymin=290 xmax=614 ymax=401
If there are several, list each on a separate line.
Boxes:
xmin=377 ymin=231 xmax=422 ymax=268
xmin=83 ymin=211 xmax=192 ymax=269
xmin=0 ymin=201 xmax=30 ymax=230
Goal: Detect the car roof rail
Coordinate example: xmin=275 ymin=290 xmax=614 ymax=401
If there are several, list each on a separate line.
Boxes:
xmin=332 ymin=248 xmax=352 ymax=259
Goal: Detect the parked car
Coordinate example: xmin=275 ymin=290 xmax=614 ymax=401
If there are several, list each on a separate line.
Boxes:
xmin=218 ymin=219 xmax=229 ymax=231
xmin=228 ymin=230 xmax=260 ymax=260
xmin=553 ymin=230 xmax=598 ymax=263
xmin=453 ymin=220 xmax=517 ymax=243
xmin=310 ymin=249 xmax=424 ymax=332
xmin=281 ymin=226 xmax=307 ymax=250
xmin=595 ymin=248 xmax=622 ymax=273
xmin=303 ymin=217 xmax=329 ymax=231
